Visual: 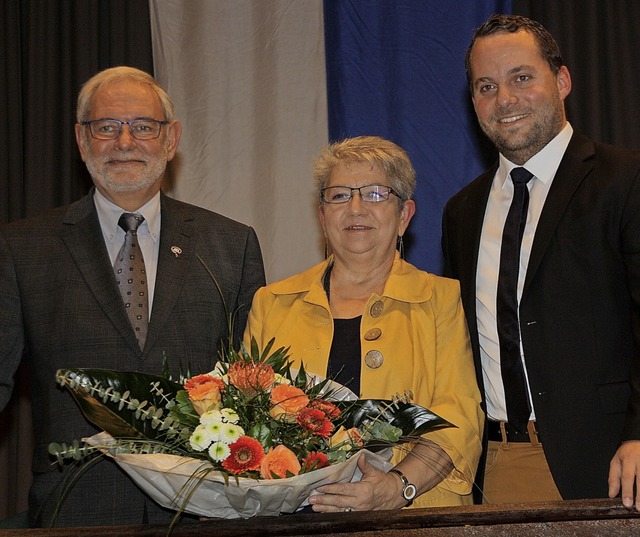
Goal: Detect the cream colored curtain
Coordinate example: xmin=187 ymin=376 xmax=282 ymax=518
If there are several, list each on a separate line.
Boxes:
xmin=149 ymin=0 xmax=328 ymax=284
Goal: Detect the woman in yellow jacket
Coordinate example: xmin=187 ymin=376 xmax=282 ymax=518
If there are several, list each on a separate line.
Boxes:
xmin=245 ymin=136 xmax=483 ymax=511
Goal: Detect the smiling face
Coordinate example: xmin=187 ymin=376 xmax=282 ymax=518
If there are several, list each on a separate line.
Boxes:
xmin=469 ymin=30 xmax=571 ymax=164
xmin=75 ymin=79 xmax=181 ymax=209
xmin=319 ymin=160 xmax=415 ymax=265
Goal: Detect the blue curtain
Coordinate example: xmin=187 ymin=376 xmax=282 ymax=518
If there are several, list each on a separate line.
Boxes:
xmin=324 ymin=0 xmax=511 ymax=274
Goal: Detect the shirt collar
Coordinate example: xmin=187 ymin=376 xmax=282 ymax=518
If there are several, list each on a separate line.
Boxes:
xmin=497 ymin=122 xmax=574 ymax=188
xmin=93 ymin=189 xmax=161 ymax=243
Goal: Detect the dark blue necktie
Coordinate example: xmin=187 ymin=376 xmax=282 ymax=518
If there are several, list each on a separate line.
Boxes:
xmin=114 ymin=213 xmax=148 ymax=349
xmin=496 ymin=167 xmax=533 ymax=433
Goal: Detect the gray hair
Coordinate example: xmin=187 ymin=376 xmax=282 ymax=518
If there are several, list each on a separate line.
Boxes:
xmin=313 ymin=136 xmax=416 ymax=204
xmin=76 ymin=66 xmax=175 ymax=123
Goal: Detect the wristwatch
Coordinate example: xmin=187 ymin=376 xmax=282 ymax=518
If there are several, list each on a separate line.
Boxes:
xmin=389 ymin=468 xmax=417 ymax=506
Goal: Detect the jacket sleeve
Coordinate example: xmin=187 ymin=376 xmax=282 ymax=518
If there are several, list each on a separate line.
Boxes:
xmin=415 ymin=279 xmax=484 ymax=499
xmin=0 ymin=231 xmax=26 ymax=412
xmin=621 ymin=167 xmax=640 ymax=441
xmin=232 ymin=226 xmax=266 ymax=348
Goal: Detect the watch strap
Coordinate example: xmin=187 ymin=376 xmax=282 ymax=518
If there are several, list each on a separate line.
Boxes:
xmin=389 ymin=468 xmax=416 ymax=506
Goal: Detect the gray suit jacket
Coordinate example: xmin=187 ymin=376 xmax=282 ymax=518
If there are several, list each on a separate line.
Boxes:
xmin=0 ymin=190 xmax=265 ymax=527
xmin=442 ymin=132 xmax=640 ymax=500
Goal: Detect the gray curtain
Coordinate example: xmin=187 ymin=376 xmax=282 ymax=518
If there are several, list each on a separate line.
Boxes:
xmin=149 ymin=0 xmax=327 ymax=284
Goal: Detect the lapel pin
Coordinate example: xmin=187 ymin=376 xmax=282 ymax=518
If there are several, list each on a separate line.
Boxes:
xmin=171 ymin=246 xmax=182 ymax=258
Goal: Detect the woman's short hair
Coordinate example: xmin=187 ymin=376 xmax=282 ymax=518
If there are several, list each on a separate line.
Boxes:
xmin=76 ymin=66 xmax=175 ymax=123
xmin=313 ymin=136 xmax=416 ymax=204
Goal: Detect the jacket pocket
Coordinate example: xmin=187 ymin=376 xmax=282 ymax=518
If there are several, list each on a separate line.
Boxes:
xmin=597 ymin=381 xmax=631 ymax=415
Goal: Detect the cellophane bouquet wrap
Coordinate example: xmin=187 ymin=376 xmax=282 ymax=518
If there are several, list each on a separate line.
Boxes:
xmin=50 ymin=338 xmax=451 ymax=518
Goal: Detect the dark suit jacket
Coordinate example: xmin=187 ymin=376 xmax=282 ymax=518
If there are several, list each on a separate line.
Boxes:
xmin=442 ymin=131 xmax=640 ymax=500
xmin=0 ymin=190 xmax=266 ymax=527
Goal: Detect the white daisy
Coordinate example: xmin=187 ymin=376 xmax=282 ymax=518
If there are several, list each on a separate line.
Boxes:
xmin=200 ymin=409 xmax=224 ymax=425
xmin=204 ymin=421 xmax=225 ymax=442
xmin=189 ymin=424 xmax=212 ymax=451
xmin=220 ymin=423 xmax=244 ymax=443
xmin=208 ymin=441 xmax=231 ymax=462
xmin=220 ymin=408 xmax=240 ymax=424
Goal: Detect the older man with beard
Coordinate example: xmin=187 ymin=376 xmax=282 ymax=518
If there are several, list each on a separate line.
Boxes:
xmin=0 ymin=67 xmax=265 ymax=527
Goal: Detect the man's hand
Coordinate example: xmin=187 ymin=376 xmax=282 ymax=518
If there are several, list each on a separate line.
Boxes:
xmin=609 ymin=440 xmax=640 ymax=509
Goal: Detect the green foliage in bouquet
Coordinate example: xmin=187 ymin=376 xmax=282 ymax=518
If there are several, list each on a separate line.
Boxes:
xmin=45 ymin=257 xmax=455 ymax=526
xmin=335 ymin=397 xmax=451 ymax=452
xmin=51 ymin=337 xmax=453 ymax=479
xmin=54 ymin=370 xmax=184 ymax=441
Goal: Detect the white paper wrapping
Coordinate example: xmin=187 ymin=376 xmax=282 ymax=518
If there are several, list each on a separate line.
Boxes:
xmin=85 ymin=432 xmax=392 ymax=518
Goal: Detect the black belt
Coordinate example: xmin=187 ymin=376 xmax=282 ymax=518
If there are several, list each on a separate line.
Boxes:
xmin=487 ymin=420 xmax=538 ymax=443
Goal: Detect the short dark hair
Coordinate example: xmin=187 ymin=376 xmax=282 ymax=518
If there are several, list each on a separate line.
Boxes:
xmin=465 ymin=14 xmax=564 ymax=93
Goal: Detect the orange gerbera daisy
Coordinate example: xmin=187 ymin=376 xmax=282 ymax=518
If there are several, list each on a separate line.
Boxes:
xmin=222 ymin=436 xmax=265 ymax=474
xmin=297 ymin=407 xmax=334 ymax=438
xmin=301 ymin=451 xmax=330 ymax=473
xmin=309 ymin=398 xmax=341 ymax=419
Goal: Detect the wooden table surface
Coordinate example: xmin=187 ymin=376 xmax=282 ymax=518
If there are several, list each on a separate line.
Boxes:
xmin=1 ymin=498 xmax=639 ymax=537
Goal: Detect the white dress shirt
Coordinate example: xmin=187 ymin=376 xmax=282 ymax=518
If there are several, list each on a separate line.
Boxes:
xmin=476 ymin=123 xmax=573 ymax=422
xmin=94 ymin=189 xmax=161 ymax=317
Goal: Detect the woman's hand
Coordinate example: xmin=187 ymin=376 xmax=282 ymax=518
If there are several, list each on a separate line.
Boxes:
xmin=307 ymin=439 xmax=454 ymax=512
xmin=307 ymin=455 xmax=406 ymax=512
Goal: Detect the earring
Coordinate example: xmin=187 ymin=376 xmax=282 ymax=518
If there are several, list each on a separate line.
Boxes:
xmin=397 ymin=235 xmax=405 ymax=259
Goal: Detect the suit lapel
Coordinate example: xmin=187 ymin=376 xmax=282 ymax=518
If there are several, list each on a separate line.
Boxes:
xmin=144 ymin=195 xmax=196 ymax=353
xmin=61 ymin=192 xmax=141 ymax=352
xmin=523 ymin=133 xmax=595 ymax=296
xmin=458 ymin=166 xmax=496 ymax=314
xmin=447 ymin=167 xmax=495 ymax=383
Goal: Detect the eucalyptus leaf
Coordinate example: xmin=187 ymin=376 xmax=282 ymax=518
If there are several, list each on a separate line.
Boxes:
xmin=56 ymin=369 xmax=183 ymax=441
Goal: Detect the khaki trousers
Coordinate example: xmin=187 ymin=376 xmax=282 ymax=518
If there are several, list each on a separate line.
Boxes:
xmin=483 ymin=437 xmax=563 ymax=504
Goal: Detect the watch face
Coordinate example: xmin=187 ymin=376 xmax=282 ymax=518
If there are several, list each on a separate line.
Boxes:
xmin=404 ymin=483 xmax=417 ymax=500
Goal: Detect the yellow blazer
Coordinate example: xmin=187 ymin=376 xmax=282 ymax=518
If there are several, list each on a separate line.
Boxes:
xmin=244 ymin=254 xmax=483 ymax=507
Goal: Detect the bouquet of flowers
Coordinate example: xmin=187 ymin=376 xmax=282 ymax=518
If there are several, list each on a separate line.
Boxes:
xmin=50 ymin=338 xmax=451 ymax=519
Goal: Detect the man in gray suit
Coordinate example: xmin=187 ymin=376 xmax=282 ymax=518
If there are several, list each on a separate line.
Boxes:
xmin=0 ymin=67 xmax=265 ymax=527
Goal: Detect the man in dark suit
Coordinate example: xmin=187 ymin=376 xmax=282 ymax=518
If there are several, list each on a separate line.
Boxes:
xmin=0 ymin=67 xmax=266 ymax=526
xmin=442 ymin=14 xmax=640 ymax=506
